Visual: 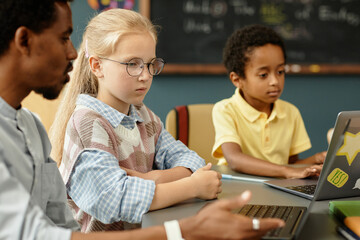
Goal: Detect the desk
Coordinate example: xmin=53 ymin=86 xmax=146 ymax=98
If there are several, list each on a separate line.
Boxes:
xmin=142 ymin=165 xmax=360 ymax=239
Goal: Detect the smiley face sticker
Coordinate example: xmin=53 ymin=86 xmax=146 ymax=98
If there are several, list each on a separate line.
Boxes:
xmin=327 ymin=168 xmax=349 ymax=188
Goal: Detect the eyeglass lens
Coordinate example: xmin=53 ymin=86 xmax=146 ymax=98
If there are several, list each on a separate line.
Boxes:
xmin=127 ymin=58 xmax=164 ymax=76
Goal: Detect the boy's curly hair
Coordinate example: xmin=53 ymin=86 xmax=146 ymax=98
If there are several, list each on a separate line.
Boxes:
xmin=223 ymin=24 xmax=286 ymax=78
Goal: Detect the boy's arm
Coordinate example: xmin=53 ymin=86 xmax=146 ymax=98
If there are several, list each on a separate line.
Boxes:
xmin=222 ymin=142 xmax=321 ymax=179
xmin=290 ymin=151 xmax=326 ymax=165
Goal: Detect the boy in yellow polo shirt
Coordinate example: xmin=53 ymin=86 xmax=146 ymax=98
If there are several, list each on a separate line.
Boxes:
xmin=212 ymin=25 xmax=325 ymax=179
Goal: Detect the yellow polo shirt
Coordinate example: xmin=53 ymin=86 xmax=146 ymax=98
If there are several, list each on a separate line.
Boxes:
xmin=212 ymin=88 xmax=311 ymax=165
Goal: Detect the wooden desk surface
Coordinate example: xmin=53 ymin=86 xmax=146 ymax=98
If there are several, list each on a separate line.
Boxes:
xmin=142 ymin=165 xmax=359 ymax=239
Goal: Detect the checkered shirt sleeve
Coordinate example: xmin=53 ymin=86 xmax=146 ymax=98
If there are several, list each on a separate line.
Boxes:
xmin=67 ymin=150 xmax=155 ymax=224
xmin=154 ymin=125 xmax=205 ymax=172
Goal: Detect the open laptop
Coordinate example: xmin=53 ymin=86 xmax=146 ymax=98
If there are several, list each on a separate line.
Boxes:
xmin=201 ymin=196 xmax=313 ymax=240
xmin=236 ymin=198 xmax=314 ymax=240
xmin=264 ymin=111 xmax=360 ymax=200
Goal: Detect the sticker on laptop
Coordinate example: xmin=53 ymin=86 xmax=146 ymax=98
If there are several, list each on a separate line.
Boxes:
xmin=327 ymin=168 xmax=349 ymax=188
xmin=336 ymin=131 xmax=360 ymax=166
xmin=353 ymin=179 xmax=360 ymax=190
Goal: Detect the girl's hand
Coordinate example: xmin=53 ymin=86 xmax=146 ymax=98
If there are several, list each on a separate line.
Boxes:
xmin=284 ymin=164 xmax=323 ymax=179
xmin=190 ymin=163 xmax=222 ymax=199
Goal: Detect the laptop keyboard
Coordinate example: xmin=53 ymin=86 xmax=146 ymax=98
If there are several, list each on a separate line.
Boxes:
xmin=238 ymin=204 xmax=306 ymax=239
xmin=285 ymin=184 xmax=317 ymax=195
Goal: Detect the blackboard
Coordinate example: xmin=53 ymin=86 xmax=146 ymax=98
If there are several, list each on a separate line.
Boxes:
xmin=139 ymin=0 xmax=360 ymax=74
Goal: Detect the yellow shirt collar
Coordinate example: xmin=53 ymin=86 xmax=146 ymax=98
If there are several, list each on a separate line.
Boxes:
xmin=233 ymin=88 xmax=286 ymax=123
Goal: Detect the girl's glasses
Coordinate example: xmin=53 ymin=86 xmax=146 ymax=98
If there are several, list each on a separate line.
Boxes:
xmin=100 ymin=57 xmax=165 ymax=77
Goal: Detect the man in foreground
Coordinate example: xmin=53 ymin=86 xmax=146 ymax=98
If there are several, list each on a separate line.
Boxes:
xmin=0 ymin=0 xmax=284 ymax=239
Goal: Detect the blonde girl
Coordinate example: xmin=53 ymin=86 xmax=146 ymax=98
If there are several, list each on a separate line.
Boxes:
xmin=50 ymin=9 xmax=221 ymax=232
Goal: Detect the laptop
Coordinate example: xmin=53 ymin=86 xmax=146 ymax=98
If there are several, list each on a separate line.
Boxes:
xmin=236 ymin=199 xmax=314 ymax=240
xmin=200 ymin=197 xmax=312 ymax=240
xmin=264 ymin=111 xmax=360 ymax=200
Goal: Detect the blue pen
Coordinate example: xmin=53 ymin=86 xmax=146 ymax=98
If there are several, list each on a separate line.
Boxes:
xmin=221 ymin=174 xmax=267 ymax=183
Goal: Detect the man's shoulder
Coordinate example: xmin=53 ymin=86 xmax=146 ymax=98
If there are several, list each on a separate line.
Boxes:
xmin=21 ymin=107 xmax=48 ymax=135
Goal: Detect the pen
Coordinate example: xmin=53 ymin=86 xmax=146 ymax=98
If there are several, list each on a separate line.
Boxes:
xmin=221 ymin=174 xmax=267 ymax=183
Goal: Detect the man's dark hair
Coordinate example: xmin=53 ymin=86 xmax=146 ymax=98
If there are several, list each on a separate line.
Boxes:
xmin=0 ymin=0 xmax=72 ymax=56
xmin=223 ymin=24 xmax=286 ymax=78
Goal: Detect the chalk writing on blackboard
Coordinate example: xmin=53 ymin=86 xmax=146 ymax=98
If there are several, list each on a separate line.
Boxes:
xmin=141 ymin=0 xmax=360 ymax=74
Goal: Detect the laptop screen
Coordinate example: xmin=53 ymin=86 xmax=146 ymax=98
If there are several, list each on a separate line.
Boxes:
xmin=314 ymin=111 xmax=360 ymax=200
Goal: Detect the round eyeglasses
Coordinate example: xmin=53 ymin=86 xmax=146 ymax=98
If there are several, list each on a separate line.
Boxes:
xmin=100 ymin=57 xmax=165 ymax=77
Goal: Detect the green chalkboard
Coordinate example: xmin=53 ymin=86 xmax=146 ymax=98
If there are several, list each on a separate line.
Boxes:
xmin=142 ymin=0 xmax=360 ymax=74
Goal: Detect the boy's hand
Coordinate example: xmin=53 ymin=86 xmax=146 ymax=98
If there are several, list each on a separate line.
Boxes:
xmin=285 ymin=164 xmax=323 ymax=179
xmin=313 ymin=151 xmax=327 ymax=164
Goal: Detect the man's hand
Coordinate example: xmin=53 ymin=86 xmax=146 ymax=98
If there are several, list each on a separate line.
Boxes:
xmin=180 ymin=191 xmax=285 ymax=240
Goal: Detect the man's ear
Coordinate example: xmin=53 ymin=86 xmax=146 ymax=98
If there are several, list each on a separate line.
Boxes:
xmin=229 ymin=71 xmax=243 ymax=88
xmin=89 ymin=56 xmax=104 ymax=78
xmin=14 ymin=26 xmax=32 ymax=55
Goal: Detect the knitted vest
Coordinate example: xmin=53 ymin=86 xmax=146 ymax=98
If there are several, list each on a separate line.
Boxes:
xmin=59 ymin=104 xmax=162 ymax=232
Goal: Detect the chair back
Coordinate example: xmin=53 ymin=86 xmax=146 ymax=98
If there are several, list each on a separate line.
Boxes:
xmin=165 ymin=104 xmax=217 ymax=165
xmin=22 ymin=92 xmax=61 ymax=133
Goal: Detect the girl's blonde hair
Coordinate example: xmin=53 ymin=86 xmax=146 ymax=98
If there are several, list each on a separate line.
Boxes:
xmin=49 ymin=9 xmax=158 ymax=165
